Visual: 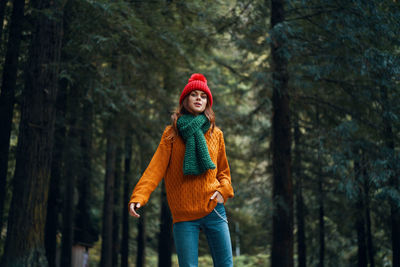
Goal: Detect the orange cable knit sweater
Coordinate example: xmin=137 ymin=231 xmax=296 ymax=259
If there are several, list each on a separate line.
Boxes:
xmin=129 ymin=125 xmax=234 ymax=223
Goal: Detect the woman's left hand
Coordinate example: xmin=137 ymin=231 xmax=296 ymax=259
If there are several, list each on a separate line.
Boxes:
xmin=210 ymin=191 xmax=224 ymax=203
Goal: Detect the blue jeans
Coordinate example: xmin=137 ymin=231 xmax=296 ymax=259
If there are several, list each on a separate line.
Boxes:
xmin=173 ymin=203 xmax=233 ymax=267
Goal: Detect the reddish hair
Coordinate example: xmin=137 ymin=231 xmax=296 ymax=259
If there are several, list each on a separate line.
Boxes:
xmin=167 ymin=96 xmax=215 ymax=141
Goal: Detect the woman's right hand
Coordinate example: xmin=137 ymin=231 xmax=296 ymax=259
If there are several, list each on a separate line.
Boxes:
xmin=129 ymin=202 xmax=141 ymax=218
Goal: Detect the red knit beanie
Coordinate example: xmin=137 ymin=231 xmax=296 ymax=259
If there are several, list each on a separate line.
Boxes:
xmin=179 ymin=73 xmax=213 ymax=107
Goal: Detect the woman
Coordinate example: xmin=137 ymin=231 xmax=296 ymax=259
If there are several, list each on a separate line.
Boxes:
xmin=128 ymin=73 xmax=234 ymax=267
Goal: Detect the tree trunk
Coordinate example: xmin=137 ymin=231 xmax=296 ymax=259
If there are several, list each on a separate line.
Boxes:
xmin=0 ymin=0 xmax=65 ymax=265
xmin=112 ymin=142 xmax=123 ymax=267
xmin=137 ymin=210 xmax=146 ymax=267
xmin=121 ymin=133 xmax=133 ymax=267
xmin=293 ymin=114 xmax=306 ymax=267
xmin=45 ymin=76 xmax=67 ymax=267
xmin=355 ymin=198 xmax=367 ymax=267
xmin=158 ymin=180 xmax=173 ymax=267
xmin=136 ymin=137 xmax=148 ymax=267
xmin=74 ymin=93 xmax=98 ymax=247
xmin=100 ymin=125 xmax=117 ymax=267
xmin=60 ymin=85 xmax=81 ymax=267
xmin=0 ymin=0 xmax=25 ymax=232
xmin=380 ymin=86 xmax=399 ymax=267
xmin=270 ymin=0 xmax=293 ymax=266
xmin=361 ymin=151 xmax=374 ymax=267
xmin=354 ymin=150 xmax=367 ymax=267
xmin=316 ymin=107 xmax=325 ymax=267
xmin=317 ymin=174 xmax=325 ymax=267
xmin=388 ymin=160 xmax=399 ymax=266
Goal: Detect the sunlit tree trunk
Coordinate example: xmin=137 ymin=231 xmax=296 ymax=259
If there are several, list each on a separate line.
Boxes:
xmin=1 ymin=0 xmax=65 ymax=265
xmin=270 ymin=0 xmax=293 ymax=266
xmin=0 ymin=0 xmax=25 ymax=232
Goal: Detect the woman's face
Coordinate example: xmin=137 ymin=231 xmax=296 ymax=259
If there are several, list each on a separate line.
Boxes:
xmin=186 ymin=90 xmax=207 ymax=115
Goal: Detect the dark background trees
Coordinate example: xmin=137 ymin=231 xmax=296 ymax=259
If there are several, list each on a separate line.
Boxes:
xmin=0 ymin=0 xmax=399 ymax=266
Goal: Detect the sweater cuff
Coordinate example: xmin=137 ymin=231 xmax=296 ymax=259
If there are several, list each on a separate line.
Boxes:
xmin=128 ymin=196 xmax=146 ymax=207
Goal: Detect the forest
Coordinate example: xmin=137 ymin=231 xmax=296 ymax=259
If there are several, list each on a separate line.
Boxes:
xmin=0 ymin=0 xmax=399 ymax=266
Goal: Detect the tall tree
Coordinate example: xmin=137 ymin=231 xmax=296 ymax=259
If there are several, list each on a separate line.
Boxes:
xmin=121 ymin=132 xmax=133 ymax=267
xmin=380 ymin=85 xmax=400 ymax=266
xmin=1 ymin=0 xmax=66 ymax=265
xmin=100 ymin=121 xmax=117 ymax=267
xmin=270 ymin=0 xmax=293 ymax=266
xmin=361 ymin=151 xmax=374 ymax=267
xmin=136 ymin=133 xmax=150 ymax=267
xmin=112 ymin=142 xmax=123 ymax=267
xmin=316 ymin=105 xmax=325 ymax=267
xmin=45 ymin=77 xmax=67 ymax=267
xmin=0 ymin=0 xmax=25 ymax=232
xmin=74 ymin=92 xmax=98 ymax=248
xmin=353 ymin=148 xmax=367 ymax=267
xmin=60 ymin=84 xmax=80 ymax=267
xmin=158 ymin=180 xmax=173 ymax=267
xmin=293 ymin=113 xmax=306 ymax=267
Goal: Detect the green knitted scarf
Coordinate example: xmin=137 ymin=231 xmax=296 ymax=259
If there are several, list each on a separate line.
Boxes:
xmin=177 ymin=114 xmax=216 ymax=175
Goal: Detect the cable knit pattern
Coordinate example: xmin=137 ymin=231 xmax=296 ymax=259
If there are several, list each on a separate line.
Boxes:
xmin=128 ymin=125 xmax=234 ymax=223
xmin=177 ymin=114 xmax=216 ymax=175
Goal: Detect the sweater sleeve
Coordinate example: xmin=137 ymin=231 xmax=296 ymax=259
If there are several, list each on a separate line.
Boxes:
xmin=128 ymin=126 xmax=172 ymax=207
xmin=216 ymin=130 xmax=234 ymax=202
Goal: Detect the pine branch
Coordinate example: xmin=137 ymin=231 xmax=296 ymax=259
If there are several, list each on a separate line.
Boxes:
xmin=285 ymin=8 xmax=342 ymax=22
xmin=296 ymin=94 xmax=378 ymax=130
xmin=214 ymin=58 xmax=251 ymax=82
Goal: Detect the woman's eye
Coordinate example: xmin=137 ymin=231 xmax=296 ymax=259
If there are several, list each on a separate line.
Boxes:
xmin=201 ymin=95 xmax=207 ymax=99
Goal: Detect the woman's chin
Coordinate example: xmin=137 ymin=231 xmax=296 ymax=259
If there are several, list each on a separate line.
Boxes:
xmin=188 ymin=107 xmax=204 ymax=115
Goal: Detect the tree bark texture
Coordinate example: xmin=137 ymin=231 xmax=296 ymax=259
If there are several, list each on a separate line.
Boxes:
xmin=270 ymin=0 xmax=293 ymax=267
xmin=121 ymin=133 xmax=133 ymax=267
xmin=112 ymin=143 xmax=123 ymax=267
xmin=45 ymin=77 xmax=67 ymax=267
xmin=100 ymin=127 xmax=117 ymax=267
xmin=74 ymin=94 xmax=98 ymax=246
xmin=0 ymin=0 xmax=25 ymax=232
xmin=294 ymin=115 xmax=306 ymax=267
xmin=158 ymin=180 xmax=173 ymax=267
xmin=1 ymin=0 xmax=65 ymax=265
xmin=60 ymin=85 xmax=81 ymax=267
xmin=354 ymin=152 xmax=367 ymax=267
